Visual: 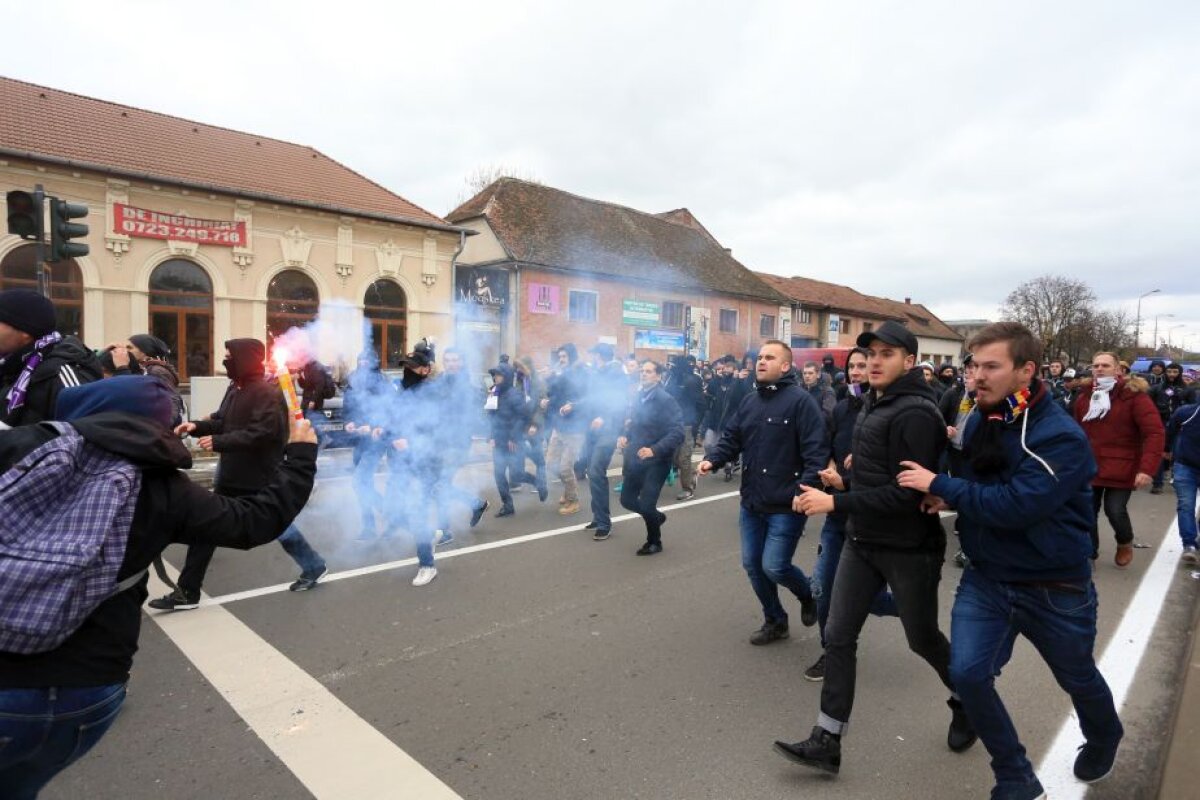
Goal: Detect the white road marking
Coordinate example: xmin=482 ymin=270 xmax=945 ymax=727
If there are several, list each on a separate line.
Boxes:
xmin=203 ymin=489 xmax=744 ymax=606
xmin=1036 ymin=510 xmax=1190 ymax=796
xmin=145 ymin=563 xmax=463 ymax=800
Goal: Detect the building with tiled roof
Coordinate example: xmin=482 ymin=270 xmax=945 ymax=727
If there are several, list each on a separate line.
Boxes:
xmin=1 ymin=76 xmax=464 ymax=406
xmin=447 ymin=179 xmax=792 ymax=364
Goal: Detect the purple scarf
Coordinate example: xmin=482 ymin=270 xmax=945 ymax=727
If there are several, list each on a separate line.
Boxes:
xmin=2 ymin=331 xmax=62 ymax=414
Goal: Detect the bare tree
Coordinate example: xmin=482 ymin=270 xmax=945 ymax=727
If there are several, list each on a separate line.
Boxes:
xmin=458 ymin=164 xmax=541 ymax=203
xmin=1001 ymin=276 xmax=1096 ymax=360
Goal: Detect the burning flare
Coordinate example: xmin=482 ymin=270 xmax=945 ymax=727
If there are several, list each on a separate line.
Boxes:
xmin=273 ymin=346 xmax=304 ymax=421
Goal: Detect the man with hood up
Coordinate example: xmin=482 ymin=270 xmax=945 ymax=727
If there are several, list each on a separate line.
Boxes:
xmin=1149 ymin=362 xmax=1195 ymax=493
xmin=1146 ymin=359 xmax=1166 ymax=388
xmin=0 ymin=376 xmax=317 ymax=796
xmin=488 ymin=361 xmax=537 ymax=518
xmin=0 ymin=288 xmax=102 ymax=427
xmin=149 ymin=339 xmax=327 ymax=609
xmin=781 ymin=321 xmax=974 ymax=775
xmin=513 ymin=355 xmax=549 ymax=501
xmin=699 ymin=340 xmax=825 ymax=647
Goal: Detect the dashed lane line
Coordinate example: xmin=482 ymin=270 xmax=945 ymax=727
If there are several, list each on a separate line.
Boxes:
xmin=145 ymin=562 xmax=463 ymax=800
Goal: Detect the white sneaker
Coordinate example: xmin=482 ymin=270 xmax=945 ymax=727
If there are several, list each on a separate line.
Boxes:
xmin=1182 ymin=546 xmax=1199 ymax=565
xmin=412 ymin=566 xmax=438 ymax=587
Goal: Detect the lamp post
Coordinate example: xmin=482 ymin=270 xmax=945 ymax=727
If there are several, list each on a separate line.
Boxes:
xmin=1153 ymin=313 xmax=1174 ymax=351
xmin=1134 ymin=289 xmax=1160 ymax=349
xmin=1167 ymin=324 xmax=1185 ymax=351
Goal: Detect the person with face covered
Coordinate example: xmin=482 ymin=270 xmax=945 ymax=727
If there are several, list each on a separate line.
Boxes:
xmin=1073 ymin=352 xmax=1165 ymax=567
xmin=488 ymin=362 xmax=537 ymax=519
xmin=149 ymin=339 xmax=328 ymax=609
xmin=0 ymin=288 xmax=102 ymax=428
xmin=0 ymin=376 xmax=318 ymax=797
xmin=618 ymin=360 xmax=684 ymax=555
xmin=1149 ymin=362 xmax=1194 ymax=494
xmin=897 ymin=322 xmax=1124 ymax=799
xmin=107 ymin=334 xmax=186 ymax=425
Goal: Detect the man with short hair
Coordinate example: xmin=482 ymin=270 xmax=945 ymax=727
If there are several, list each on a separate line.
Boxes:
xmin=897 ymin=321 xmax=1124 ymax=800
xmin=699 ymin=340 xmax=826 ymax=646
xmin=0 ymin=288 xmax=101 ymax=427
xmin=777 ymin=321 xmax=974 ymax=773
xmin=545 ymin=344 xmax=588 ymax=515
xmin=584 ymin=343 xmax=628 ymax=540
xmin=618 ymin=360 xmax=684 ymax=555
xmin=801 ymin=361 xmax=836 ymax=419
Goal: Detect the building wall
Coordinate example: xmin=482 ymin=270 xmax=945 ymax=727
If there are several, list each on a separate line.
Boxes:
xmin=916 ymin=336 xmax=962 ymax=365
xmin=788 ymin=305 xmax=891 ymax=348
xmin=1 ymin=158 xmax=459 ymax=377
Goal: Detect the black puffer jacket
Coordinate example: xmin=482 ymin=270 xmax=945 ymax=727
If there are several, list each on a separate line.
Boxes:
xmin=0 ymin=335 xmax=102 ymax=427
xmin=191 ymin=339 xmax=288 ymax=493
xmin=0 ymin=412 xmax=316 ymax=687
xmin=833 ymin=368 xmax=947 ymax=551
xmin=705 ymin=370 xmax=827 ymax=513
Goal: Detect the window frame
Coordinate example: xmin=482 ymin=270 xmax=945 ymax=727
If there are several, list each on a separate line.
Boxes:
xmin=568 ymin=289 xmax=599 ymax=324
xmin=719 ymin=308 xmax=738 ymax=334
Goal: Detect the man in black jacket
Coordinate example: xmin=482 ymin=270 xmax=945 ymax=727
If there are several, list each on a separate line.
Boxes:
xmin=664 ymin=354 xmax=703 ymax=500
xmin=585 ymin=343 xmax=630 ymax=540
xmin=0 ymin=288 xmax=102 ymax=427
xmin=488 ymin=362 xmax=537 ymax=518
xmin=778 ymin=321 xmax=975 ymax=773
xmin=1150 ymin=363 xmax=1194 ymax=493
xmin=0 ymin=377 xmax=316 ymax=796
xmin=699 ymin=340 xmax=826 ymax=645
xmin=150 ymin=339 xmax=327 ymax=609
xmin=619 ymin=360 xmax=684 ymax=555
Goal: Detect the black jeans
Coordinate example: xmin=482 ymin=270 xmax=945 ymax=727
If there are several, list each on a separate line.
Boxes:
xmin=1090 ymin=487 xmax=1134 ymax=553
xmin=819 ymin=541 xmax=952 ymax=734
xmin=620 ymin=458 xmax=671 ymax=544
xmin=493 ymin=444 xmax=536 ymax=510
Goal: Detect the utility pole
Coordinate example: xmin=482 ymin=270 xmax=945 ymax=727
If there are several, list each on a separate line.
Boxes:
xmin=1134 ymin=288 xmax=1160 ymax=351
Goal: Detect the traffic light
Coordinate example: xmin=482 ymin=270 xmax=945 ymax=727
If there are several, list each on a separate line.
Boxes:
xmin=48 ymin=197 xmax=89 ymax=262
xmin=6 ymin=189 xmax=44 ymax=240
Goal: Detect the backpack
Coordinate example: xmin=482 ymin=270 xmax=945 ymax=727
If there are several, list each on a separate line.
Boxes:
xmin=0 ymin=422 xmax=144 ymax=654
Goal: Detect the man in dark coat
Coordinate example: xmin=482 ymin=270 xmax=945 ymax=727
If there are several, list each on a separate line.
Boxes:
xmin=779 ymin=321 xmax=974 ymax=774
xmin=149 ymin=338 xmax=327 ymax=608
xmin=584 ymin=343 xmax=630 ymax=540
xmin=619 ymin=360 xmax=684 ymax=555
xmin=488 ymin=362 xmax=537 ymax=517
xmin=699 ymin=340 xmax=826 ymax=646
xmin=1149 ymin=362 xmax=1194 ymax=493
xmin=0 ymin=288 xmax=101 ymax=427
xmin=664 ymin=354 xmax=703 ymax=500
xmin=110 ymin=334 xmax=186 ymax=425
xmin=0 ymin=376 xmax=316 ymax=796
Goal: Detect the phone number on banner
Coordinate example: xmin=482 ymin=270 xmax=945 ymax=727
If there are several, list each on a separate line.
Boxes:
xmin=113 ymin=203 xmax=246 ymax=247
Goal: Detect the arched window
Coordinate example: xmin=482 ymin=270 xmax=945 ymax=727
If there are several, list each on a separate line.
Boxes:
xmin=0 ymin=244 xmax=84 ymax=338
xmin=267 ymin=269 xmax=319 ymax=342
xmin=364 ymin=280 xmax=407 ymax=368
xmin=149 ymin=259 xmax=213 ymax=382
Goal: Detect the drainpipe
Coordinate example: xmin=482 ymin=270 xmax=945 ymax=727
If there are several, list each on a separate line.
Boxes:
xmin=449 ymin=229 xmax=466 ymax=342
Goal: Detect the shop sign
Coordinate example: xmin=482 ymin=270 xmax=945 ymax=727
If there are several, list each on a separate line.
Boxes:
xmin=528 ymin=283 xmax=560 ymax=314
xmin=623 ymin=300 xmax=660 ymax=326
xmin=113 ymin=203 xmax=246 ymax=246
xmin=456 ymin=267 xmax=508 ymax=307
xmin=634 ymin=328 xmax=686 ymax=350
xmin=828 ymin=314 xmax=841 ymax=345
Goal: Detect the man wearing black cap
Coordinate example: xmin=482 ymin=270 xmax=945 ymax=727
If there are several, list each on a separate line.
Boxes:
xmin=777 ymin=320 xmax=974 ymax=774
xmin=0 ymin=288 xmax=102 ymax=427
xmin=109 ymin=334 xmax=185 ymax=425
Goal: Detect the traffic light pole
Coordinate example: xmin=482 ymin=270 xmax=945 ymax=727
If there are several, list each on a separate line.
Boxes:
xmin=34 ymin=184 xmax=50 ymax=299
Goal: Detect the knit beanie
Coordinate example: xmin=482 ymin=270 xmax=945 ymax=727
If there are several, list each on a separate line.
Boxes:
xmin=0 ymin=289 xmax=57 ymax=338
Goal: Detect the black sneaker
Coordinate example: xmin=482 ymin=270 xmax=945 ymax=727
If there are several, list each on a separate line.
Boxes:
xmin=495 ymin=506 xmax=515 ymax=518
xmin=750 ymin=620 xmax=789 ymax=646
xmin=1073 ymin=741 xmax=1118 ymax=783
xmin=585 ymin=521 xmax=599 ymax=529
xmin=799 ymin=595 xmax=818 ymax=627
xmin=947 ymin=698 xmax=977 ymax=752
xmin=289 ymin=566 xmax=328 ymax=592
xmin=773 ymin=727 xmax=841 ymax=773
xmin=803 ymin=654 xmax=826 ymax=682
xmin=676 ymin=490 xmax=695 ymax=501
xmin=147 ymin=588 xmax=200 ymax=611
xmin=470 ymin=500 xmax=489 ymax=528
xmin=954 ymin=549 xmax=969 ymax=569
xmin=636 ymin=541 xmax=663 ymax=556
xmin=592 ymin=529 xmax=611 ymax=541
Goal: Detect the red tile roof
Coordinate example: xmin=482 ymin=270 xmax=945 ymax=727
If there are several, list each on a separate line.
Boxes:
xmin=448 ymin=179 xmax=791 ymax=304
xmin=756 ymin=273 xmax=902 ymax=320
xmin=0 ymin=76 xmax=453 ymax=229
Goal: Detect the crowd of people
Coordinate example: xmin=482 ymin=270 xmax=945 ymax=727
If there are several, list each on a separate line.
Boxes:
xmin=2 ymin=283 xmax=1197 ymax=799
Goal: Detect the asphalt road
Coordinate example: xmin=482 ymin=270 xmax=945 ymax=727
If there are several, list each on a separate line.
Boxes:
xmin=41 ymin=462 xmax=1198 ymax=800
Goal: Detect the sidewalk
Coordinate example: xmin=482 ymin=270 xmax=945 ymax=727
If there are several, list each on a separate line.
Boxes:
xmin=1158 ymin=572 xmax=1200 ymax=799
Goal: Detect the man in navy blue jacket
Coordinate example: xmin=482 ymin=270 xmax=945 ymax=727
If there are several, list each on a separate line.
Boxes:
xmin=700 ymin=340 xmax=827 ymax=646
xmin=618 ymin=360 xmax=684 ymax=555
xmin=897 ymin=322 xmax=1123 ymax=800
xmin=1165 ymin=400 xmax=1200 ymax=563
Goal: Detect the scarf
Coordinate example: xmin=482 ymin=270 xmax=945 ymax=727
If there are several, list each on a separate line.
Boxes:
xmin=968 ymin=383 xmax=1036 ymax=475
xmin=1082 ymin=376 xmax=1117 ymax=422
xmin=2 ymin=331 xmax=62 ymax=415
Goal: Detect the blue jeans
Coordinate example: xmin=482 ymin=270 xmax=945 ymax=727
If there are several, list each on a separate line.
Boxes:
xmin=738 ymin=508 xmax=812 ymax=624
xmin=278 ymin=525 xmax=326 ymax=577
xmin=493 ymin=444 xmax=537 ymax=511
xmin=1174 ymin=462 xmax=1199 ymax=548
xmin=352 ymin=443 xmax=386 ymax=535
xmin=0 ymin=683 xmax=126 ymax=799
xmin=587 ymin=437 xmax=618 ymax=530
xmin=812 ymin=514 xmax=897 ymax=645
xmin=950 ymin=568 xmax=1122 ymax=790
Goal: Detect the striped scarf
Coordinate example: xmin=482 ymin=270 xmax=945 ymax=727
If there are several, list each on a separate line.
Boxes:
xmin=984 ymin=385 xmax=1032 ymax=425
xmin=2 ymin=331 xmax=63 ymax=414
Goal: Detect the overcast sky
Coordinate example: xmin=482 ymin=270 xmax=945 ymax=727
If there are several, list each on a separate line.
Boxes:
xmin=5 ymin=1 xmax=1197 ymax=352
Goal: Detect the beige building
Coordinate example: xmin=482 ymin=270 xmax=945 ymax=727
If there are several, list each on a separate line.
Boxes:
xmin=0 ymin=77 xmax=465 ymax=382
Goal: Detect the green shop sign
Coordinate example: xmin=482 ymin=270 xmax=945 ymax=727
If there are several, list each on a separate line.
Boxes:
xmin=622 ymin=300 xmax=660 ymax=325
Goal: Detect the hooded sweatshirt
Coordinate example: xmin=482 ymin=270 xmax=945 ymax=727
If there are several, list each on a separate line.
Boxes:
xmin=0 ymin=411 xmax=316 ymax=687
xmin=191 ymin=339 xmax=289 ymax=493
xmin=0 ymin=335 xmax=102 ymax=427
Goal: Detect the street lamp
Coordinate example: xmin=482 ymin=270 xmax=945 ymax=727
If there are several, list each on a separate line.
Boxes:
xmin=1167 ymin=324 xmax=1185 ymax=350
xmin=1134 ymin=289 xmax=1160 ymax=349
xmin=1152 ymin=313 xmax=1174 ymax=350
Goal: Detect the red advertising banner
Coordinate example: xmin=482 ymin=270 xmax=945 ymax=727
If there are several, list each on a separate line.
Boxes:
xmin=112 ymin=203 xmax=246 ymax=247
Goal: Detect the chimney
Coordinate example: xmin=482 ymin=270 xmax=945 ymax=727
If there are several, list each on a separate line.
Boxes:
xmin=904 ymin=297 xmax=911 ymax=304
